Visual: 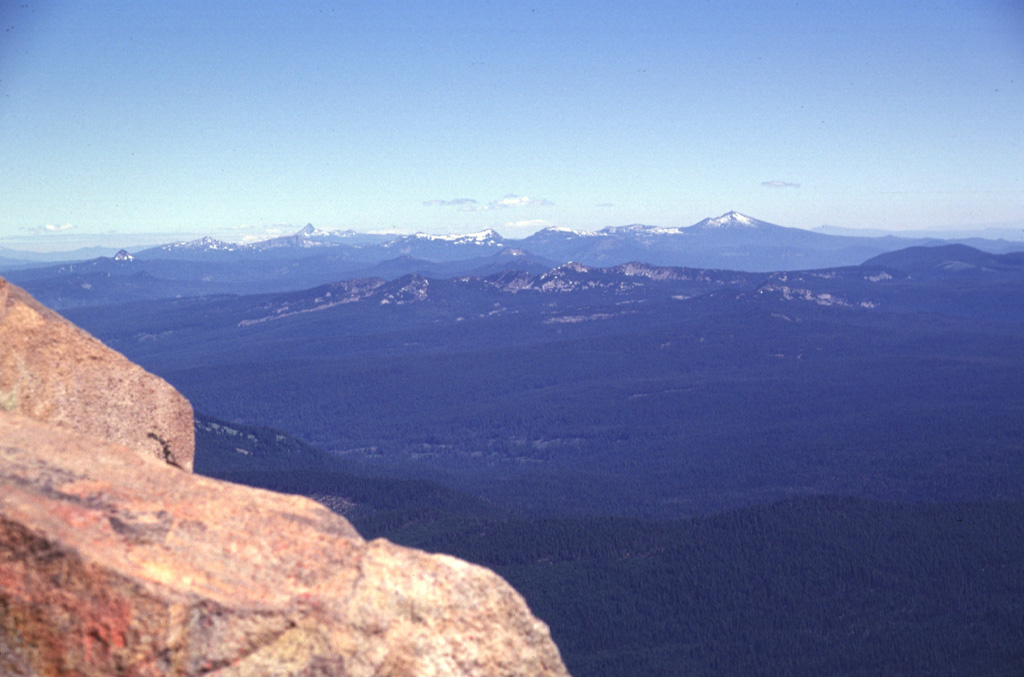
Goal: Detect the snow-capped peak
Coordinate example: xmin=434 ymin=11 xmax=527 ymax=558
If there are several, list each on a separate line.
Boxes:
xmin=294 ymin=224 xmax=359 ymax=239
xmin=294 ymin=224 xmax=346 ymax=239
xmin=113 ymin=249 xmax=134 ymax=262
xmin=690 ymin=211 xmax=767 ymax=229
xmin=709 ymin=212 xmax=754 ymax=226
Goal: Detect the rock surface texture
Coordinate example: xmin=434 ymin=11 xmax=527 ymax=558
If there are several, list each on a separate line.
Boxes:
xmin=0 ymin=277 xmax=568 ymax=676
xmin=0 ymin=276 xmax=194 ymax=470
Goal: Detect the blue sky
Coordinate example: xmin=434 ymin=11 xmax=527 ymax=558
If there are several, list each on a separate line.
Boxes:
xmin=2 ymin=1 xmax=1022 ymax=249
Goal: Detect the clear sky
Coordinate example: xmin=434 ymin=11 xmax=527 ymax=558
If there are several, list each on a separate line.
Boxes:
xmin=2 ymin=1 xmax=1022 ymax=249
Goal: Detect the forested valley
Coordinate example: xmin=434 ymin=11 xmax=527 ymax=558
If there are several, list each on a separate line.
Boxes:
xmin=199 ymin=419 xmax=1024 ymax=676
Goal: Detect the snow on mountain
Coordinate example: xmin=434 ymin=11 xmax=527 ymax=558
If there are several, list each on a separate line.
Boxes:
xmin=113 ymin=249 xmax=135 ymax=262
xmin=688 ymin=211 xmax=770 ymax=230
xmin=296 ymin=224 xmax=336 ymax=239
xmin=519 ymin=226 xmax=608 ymax=243
xmin=387 ymin=229 xmax=505 ymax=246
xmin=541 ymin=226 xmax=603 ymax=237
xmin=160 ymin=236 xmax=244 ymax=252
xmin=456 ymin=229 xmax=503 ymax=244
xmin=296 ymin=224 xmax=364 ymax=240
xmin=600 ymin=224 xmax=682 ymax=236
xmin=253 ymin=224 xmax=366 ymax=249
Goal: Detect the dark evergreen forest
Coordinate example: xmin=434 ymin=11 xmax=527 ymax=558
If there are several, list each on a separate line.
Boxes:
xmin=206 ymin=459 xmax=1024 ymax=676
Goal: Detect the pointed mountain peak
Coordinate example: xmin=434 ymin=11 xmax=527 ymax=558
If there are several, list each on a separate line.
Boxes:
xmin=707 ymin=211 xmax=755 ymax=226
xmin=113 ymin=249 xmax=134 ymax=262
xmin=690 ymin=212 xmax=775 ymax=230
xmin=296 ymin=223 xmax=352 ymax=238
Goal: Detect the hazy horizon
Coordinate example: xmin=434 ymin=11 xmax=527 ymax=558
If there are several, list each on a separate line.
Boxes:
xmin=3 ymin=211 xmax=1024 ymax=255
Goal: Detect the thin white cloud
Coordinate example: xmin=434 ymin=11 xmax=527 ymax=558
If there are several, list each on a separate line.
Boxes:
xmin=424 ymin=194 xmax=554 ymax=212
xmin=27 ymin=223 xmax=78 ymax=233
xmin=460 ymin=194 xmax=554 ymax=211
xmin=596 ymin=202 xmax=615 ymax=207
xmin=762 ymin=180 xmax=801 ymax=189
xmin=493 ymin=194 xmax=554 ymax=208
xmin=423 ymin=198 xmax=478 ymax=207
xmin=236 ymin=226 xmax=290 ymax=244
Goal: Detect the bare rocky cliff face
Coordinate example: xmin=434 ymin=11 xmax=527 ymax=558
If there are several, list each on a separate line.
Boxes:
xmin=0 ymin=277 xmax=194 ymax=470
xmin=0 ymin=276 xmax=568 ymax=676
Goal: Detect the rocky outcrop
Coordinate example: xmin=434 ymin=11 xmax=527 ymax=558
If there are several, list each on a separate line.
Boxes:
xmin=0 ymin=277 xmax=194 ymax=470
xmin=0 ymin=276 xmax=568 ymax=676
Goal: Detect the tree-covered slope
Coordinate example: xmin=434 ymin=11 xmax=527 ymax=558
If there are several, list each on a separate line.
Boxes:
xmin=68 ymin=251 xmax=1024 ymax=518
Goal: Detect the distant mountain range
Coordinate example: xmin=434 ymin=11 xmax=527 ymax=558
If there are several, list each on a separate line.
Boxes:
xmin=3 ymin=211 xmax=1021 ymax=266
xmin=815 ymin=223 xmax=1024 ymax=241
xmin=4 ymin=212 xmax=1023 ymax=309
